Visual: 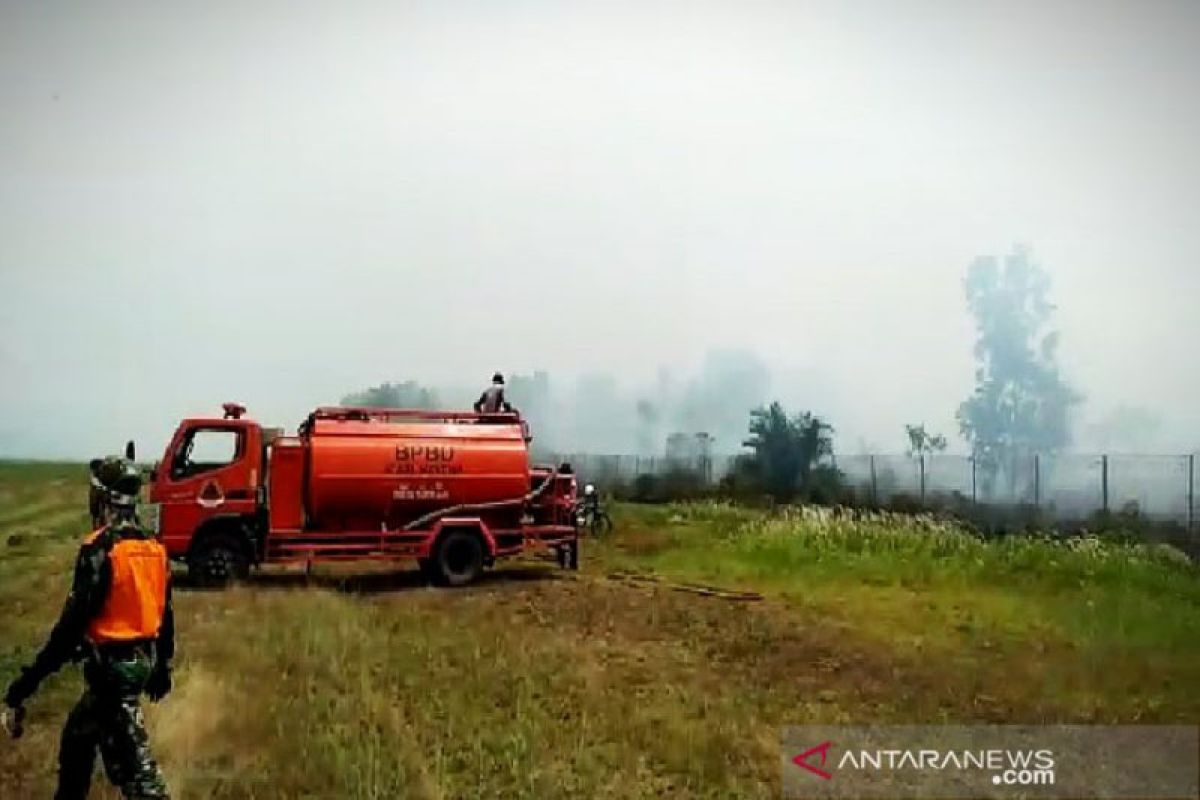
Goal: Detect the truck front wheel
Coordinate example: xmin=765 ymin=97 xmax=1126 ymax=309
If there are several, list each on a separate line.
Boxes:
xmin=188 ymin=533 xmax=250 ymax=588
xmin=432 ymin=530 xmax=485 ymax=587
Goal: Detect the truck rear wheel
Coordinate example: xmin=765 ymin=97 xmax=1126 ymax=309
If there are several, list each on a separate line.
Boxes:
xmin=432 ymin=529 xmax=484 ymax=587
xmin=188 ymin=533 xmax=249 ymax=588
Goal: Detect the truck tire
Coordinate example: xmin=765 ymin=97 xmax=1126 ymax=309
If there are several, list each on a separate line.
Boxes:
xmin=188 ymin=533 xmax=249 ymax=588
xmin=432 ymin=529 xmax=484 ymax=587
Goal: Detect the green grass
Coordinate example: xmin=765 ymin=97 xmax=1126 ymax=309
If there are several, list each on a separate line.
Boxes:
xmin=1 ymin=466 xmax=1197 ymax=798
xmin=597 ymin=502 xmax=1200 ymax=721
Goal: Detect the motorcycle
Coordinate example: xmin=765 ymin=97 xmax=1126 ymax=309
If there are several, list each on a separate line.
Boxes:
xmin=573 ymin=484 xmax=614 ymax=536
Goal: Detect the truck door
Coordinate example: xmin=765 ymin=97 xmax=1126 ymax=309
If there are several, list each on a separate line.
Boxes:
xmin=157 ymin=424 xmax=258 ymax=551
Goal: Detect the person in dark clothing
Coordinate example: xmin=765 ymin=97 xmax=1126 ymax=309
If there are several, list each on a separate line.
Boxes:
xmin=473 ymin=372 xmax=513 ymax=413
xmin=87 ymin=458 xmax=106 ymax=529
xmin=3 ymin=459 xmax=174 ymax=799
xmin=582 ymin=483 xmax=599 ymax=515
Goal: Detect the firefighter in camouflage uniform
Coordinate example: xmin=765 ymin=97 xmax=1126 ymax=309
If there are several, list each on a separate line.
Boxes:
xmin=3 ymin=457 xmax=175 ymax=799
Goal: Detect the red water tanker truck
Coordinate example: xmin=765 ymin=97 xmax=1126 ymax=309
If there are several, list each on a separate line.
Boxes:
xmin=147 ymin=404 xmax=579 ymax=586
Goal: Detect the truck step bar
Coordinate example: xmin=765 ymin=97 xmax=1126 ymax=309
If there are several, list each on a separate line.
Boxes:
xmin=264 ymin=525 xmax=576 ymax=562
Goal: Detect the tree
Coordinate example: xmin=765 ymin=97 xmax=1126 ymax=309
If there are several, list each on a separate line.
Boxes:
xmin=905 ymin=424 xmax=947 ymax=459
xmin=740 ymin=402 xmax=835 ymax=502
xmin=341 ymin=381 xmax=439 ymax=409
xmin=957 ymin=247 xmax=1080 ymax=496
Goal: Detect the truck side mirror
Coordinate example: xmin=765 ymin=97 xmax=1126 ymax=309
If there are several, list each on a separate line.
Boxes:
xmin=125 ymin=440 xmax=136 ymax=461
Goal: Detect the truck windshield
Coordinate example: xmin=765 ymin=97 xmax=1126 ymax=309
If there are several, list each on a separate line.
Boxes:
xmin=171 ymin=428 xmax=242 ymax=479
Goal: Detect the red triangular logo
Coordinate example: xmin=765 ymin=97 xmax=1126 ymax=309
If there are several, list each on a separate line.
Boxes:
xmin=793 ymin=741 xmax=834 ymax=780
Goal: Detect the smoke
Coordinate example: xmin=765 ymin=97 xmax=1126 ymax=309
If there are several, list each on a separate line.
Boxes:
xmin=342 ymin=349 xmax=775 ymax=457
xmin=512 ymin=349 xmax=772 ymax=455
xmin=1080 ymin=405 xmax=1167 ymax=454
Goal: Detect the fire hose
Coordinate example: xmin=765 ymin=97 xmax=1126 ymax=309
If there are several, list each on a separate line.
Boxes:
xmin=401 ymin=467 xmax=562 ymax=532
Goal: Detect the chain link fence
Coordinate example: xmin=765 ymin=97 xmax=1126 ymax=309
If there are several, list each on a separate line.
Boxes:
xmin=543 ymin=451 xmax=1198 ymax=531
xmin=538 ymin=453 xmax=738 ymax=487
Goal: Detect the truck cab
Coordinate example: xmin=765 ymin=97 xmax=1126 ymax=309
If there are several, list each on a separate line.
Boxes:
xmin=149 ymin=410 xmax=265 ymax=564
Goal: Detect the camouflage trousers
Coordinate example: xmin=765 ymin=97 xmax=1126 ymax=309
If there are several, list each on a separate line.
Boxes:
xmin=56 ymin=643 xmax=169 ymax=800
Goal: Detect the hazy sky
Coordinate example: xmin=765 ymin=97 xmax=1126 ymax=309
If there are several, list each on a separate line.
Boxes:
xmin=2 ymin=0 xmax=1198 ymax=459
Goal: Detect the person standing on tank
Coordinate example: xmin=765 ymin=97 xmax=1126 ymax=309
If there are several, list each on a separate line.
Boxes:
xmin=473 ymin=373 xmax=513 ymax=413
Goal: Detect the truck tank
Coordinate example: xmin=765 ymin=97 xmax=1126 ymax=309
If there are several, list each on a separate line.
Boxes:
xmin=302 ymin=410 xmax=531 ymax=531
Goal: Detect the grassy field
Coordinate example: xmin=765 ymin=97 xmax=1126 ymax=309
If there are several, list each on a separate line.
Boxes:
xmin=1 ymin=463 xmax=1198 ymax=798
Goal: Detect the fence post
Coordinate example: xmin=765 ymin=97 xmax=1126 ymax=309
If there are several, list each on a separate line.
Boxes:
xmin=1189 ymin=454 xmax=1195 ymax=536
xmin=1034 ymin=454 xmax=1041 ymax=508
xmin=1101 ymin=454 xmax=1110 ymax=513
xmin=870 ymin=455 xmax=878 ymax=505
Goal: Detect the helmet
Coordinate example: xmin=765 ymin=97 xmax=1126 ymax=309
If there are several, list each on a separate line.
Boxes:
xmin=95 ymin=457 xmax=142 ymax=508
xmin=492 ymin=372 xmax=505 ymax=384
xmin=584 ymin=484 xmax=595 ymax=496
